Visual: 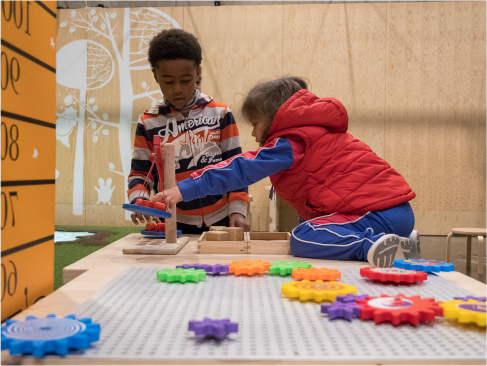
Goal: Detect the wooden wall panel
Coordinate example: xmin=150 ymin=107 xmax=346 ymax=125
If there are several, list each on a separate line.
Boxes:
xmin=283 ymin=3 xmax=387 ymax=158
xmin=385 ymin=2 xmax=486 ymax=234
xmin=184 ymin=5 xmax=283 ymax=231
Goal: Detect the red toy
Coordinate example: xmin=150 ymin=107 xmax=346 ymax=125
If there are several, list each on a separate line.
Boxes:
xmin=145 ymin=222 xmax=166 ymax=232
xmin=360 ymin=267 xmax=427 ymax=283
xmin=357 ymin=294 xmax=443 ymax=325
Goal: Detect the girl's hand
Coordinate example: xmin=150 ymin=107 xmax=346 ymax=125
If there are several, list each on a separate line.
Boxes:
xmin=152 ymin=186 xmax=183 ymax=209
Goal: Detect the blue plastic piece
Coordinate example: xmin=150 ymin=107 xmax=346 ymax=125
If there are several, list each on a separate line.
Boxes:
xmin=122 ymin=204 xmax=172 ymax=219
xmin=141 ymin=230 xmax=182 ymax=237
xmin=1 ymin=314 xmax=100 ymax=357
xmin=393 ymin=259 xmax=454 ymax=273
xmin=177 ymin=264 xmax=229 ymax=274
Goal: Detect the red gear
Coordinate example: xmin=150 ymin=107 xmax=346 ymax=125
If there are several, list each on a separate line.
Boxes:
xmin=357 ymin=294 xmax=443 ymax=325
xmin=360 ymin=267 xmax=427 ymax=283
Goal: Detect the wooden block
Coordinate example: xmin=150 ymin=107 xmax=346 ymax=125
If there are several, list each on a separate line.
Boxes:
xmin=247 ymin=232 xmax=291 ymax=255
xmin=223 ymin=227 xmax=244 ymax=241
xmin=209 ymin=226 xmax=226 ymax=231
xmin=205 ymin=231 xmax=229 ymax=241
xmin=122 ymin=237 xmax=190 ymax=255
xmin=197 ymin=231 xmax=247 ymax=254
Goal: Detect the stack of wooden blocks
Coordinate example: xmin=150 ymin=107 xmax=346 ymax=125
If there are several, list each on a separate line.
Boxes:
xmin=197 ymin=227 xmax=291 ymax=255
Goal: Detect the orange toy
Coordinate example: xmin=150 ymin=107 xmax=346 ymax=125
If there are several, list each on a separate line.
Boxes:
xmin=292 ymin=267 xmax=341 ymax=281
xmin=227 ymin=260 xmax=271 ymax=276
xmin=156 ymin=223 xmax=166 ymax=232
xmin=153 ymin=202 xmax=166 ymax=211
xmin=145 ymin=223 xmax=157 ymax=232
xmin=136 ymin=199 xmax=154 ymax=208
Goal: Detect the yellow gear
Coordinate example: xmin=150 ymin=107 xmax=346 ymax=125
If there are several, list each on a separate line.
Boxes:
xmin=281 ymin=280 xmax=356 ymax=302
xmin=440 ymin=300 xmax=486 ymax=327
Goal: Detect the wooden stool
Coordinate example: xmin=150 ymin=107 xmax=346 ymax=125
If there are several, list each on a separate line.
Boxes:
xmin=446 ymin=228 xmax=486 ymax=275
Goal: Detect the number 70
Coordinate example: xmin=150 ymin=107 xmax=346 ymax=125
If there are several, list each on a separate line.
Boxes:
xmin=1 ymin=191 xmax=18 ymax=230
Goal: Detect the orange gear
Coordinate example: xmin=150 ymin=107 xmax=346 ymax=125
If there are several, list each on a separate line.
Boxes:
xmin=227 ymin=260 xmax=271 ymax=276
xmin=291 ymin=267 xmax=341 ymax=281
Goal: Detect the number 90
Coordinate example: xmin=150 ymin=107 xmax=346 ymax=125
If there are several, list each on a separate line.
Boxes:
xmin=1 ymin=52 xmax=20 ymax=95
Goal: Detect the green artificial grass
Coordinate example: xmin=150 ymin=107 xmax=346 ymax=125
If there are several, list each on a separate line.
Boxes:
xmin=54 ymin=226 xmax=141 ymax=291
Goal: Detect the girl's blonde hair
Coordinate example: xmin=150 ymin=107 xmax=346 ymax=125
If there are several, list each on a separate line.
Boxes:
xmin=241 ymin=76 xmax=308 ymax=145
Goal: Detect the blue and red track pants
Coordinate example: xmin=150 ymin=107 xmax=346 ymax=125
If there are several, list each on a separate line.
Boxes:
xmin=290 ymin=202 xmax=415 ymax=262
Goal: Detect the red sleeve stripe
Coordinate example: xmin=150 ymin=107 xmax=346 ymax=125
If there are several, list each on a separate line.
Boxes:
xmin=129 ymin=170 xmax=154 ymax=181
xmin=191 ymin=138 xmax=281 ymax=180
xmin=220 ymin=123 xmax=240 ymax=141
xmin=128 ymin=184 xmax=150 ymax=196
xmin=134 ymin=135 xmax=153 ymax=150
xmin=194 ymin=100 xmax=227 ymax=110
xmin=228 ymin=192 xmax=249 ymax=204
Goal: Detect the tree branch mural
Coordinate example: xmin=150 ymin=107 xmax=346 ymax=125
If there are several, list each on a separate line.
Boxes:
xmin=56 ymin=8 xmax=180 ymax=218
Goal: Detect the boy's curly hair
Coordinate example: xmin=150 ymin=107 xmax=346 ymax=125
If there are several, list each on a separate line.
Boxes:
xmin=148 ymin=29 xmax=202 ymax=68
xmin=241 ymin=76 xmax=308 ymax=146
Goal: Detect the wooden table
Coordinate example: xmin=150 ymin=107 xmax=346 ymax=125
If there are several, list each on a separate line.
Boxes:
xmin=2 ymin=233 xmax=486 ymax=365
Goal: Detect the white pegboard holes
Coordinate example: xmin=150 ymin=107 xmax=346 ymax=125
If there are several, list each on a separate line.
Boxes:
xmin=76 ymin=267 xmax=485 ymax=361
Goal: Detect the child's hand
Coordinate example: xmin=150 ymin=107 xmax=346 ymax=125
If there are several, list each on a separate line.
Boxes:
xmin=131 ymin=212 xmax=162 ymax=225
xmin=230 ymin=213 xmax=250 ymax=232
xmin=152 ymin=186 xmax=183 ymax=209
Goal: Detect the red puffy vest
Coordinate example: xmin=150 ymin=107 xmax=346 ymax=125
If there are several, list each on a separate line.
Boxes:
xmin=267 ymin=90 xmax=415 ymax=221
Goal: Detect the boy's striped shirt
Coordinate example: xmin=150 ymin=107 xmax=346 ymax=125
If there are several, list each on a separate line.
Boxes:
xmin=128 ymin=93 xmax=248 ymax=227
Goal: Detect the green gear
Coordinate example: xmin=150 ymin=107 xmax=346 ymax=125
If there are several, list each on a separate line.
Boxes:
xmin=269 ymin=260 xmax=312 ymax=276
xmin=157 ymin=268 xmax=206 ymax=283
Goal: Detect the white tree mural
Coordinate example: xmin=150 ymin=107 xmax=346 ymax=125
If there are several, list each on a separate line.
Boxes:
xmin=56 ymin=8 xmax=180 ymax=219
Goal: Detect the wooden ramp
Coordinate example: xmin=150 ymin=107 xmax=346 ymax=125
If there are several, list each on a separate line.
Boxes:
xmin=122 ymin=236 xmax=190 ymax=255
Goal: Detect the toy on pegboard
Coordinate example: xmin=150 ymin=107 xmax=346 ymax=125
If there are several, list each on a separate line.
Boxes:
xmin=1 ymin=314 xmax=100 ymax=357
xmin=321 ymin=301 xmax=363 ymax=321
xmin=360 ymin=267 xmax=427 ymax=284
xmin=268 ymin=260 xmax=311 ymax=276
xmin=394 ymin=259 xmax=454 ymax=273
xmin=439 ymin=299 xmax=486 ymax=327
xmin=177 ymin=264 xmax=229 ymax=275
xmin=157 ymin=268 xmax=206 ymax=283
xmin=281 ymin=280 xmax=357 ymax=302
xmin=188 ymin=318 xmax=238 ymax=338
xmin=454 ymin=296 xmax=486 ymax=302
xmin=227 ymin=260 xmax=271 ymax=276
xmin=292 ymin=267 xmax=341 ymax=281
xmin=356 ymin=294 xmax=443 ymax=325
xmin=142 ymin=221 xmax=182 ymax=237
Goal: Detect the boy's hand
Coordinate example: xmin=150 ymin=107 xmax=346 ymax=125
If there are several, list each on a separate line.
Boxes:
xmin=153 ymin=186 xmax=183 ymax=209
xmin=230 ymin=213 xmax=250 ymax=232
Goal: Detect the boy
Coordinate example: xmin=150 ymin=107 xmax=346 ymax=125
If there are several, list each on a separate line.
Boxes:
xmin=128 ymin=29 xmax=249 ymax=233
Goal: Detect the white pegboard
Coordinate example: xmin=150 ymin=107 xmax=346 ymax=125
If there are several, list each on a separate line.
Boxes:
xmin=76 ymin=267 xmax=486 ymax=361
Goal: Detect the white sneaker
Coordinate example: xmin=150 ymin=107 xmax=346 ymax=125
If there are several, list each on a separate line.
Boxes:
xmin=367 ymin=230 xmax=421 ymax=268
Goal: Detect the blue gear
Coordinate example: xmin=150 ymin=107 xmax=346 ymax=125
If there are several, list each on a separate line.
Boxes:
xmin=394 ymin=259 xmax=454 ymax=273
xmin=1 ymin=314 xmax=100 ymax=357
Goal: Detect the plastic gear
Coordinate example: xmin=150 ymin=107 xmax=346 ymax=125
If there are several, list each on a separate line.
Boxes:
xmin=1 ymin=314 xmax=100 ymax=357
xmin=360 ymin=267 xmax=427 ymax=283
xmin=227 ymin=260 xmax=271 ymax=276
xmin=176 ymin=264 xmax=229 ymax=274
xmin=440 ymin=299 xmax=486 ymax=327
xmin=291 ymin=267 xmax=341 ymax=281
xmin=321 ymin=301 xmax=363 ymax=321
xmin=188 ymin=318 xmax=238 ymax=338
xmin=356 ymin=294 xmax=443 ymax=325
xmin=281 ymin=280 xmax=357 ymax=302
xmin=156 ymin=268 xmax=206 ymax=283
xmin=269 ymin=260 xmax=312 ymax=276
xmin=394 ymin=259 xmax=454 ymax=273
xmin=336 ymin=293 xmax=371 ymax=303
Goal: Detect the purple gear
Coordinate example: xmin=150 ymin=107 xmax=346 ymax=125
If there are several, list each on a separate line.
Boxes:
xmin=188 ymin=318 xmax=238 ymax=338
xmin=321 ymin=302 xmax=363 ymax=321
xmin=454 ymin=296 xmax=486 ymax=302
xmin=176 ymin=264 xmax=229 ymax=274
xmin=335 ymin=293 xmax=370 ymax=304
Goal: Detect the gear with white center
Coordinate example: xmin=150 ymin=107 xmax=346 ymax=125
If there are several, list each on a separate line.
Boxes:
xmin=440 ymin=299 xmax=486 ymax=327
xmin=360 ymin=267 xmax=427 ymax=283
xmin=1 ymin=314 xmax=100 ymax=357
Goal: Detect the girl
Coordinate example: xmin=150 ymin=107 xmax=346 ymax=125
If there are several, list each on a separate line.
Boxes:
xmin=153 ymin=77 xmax=420 ymax=267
